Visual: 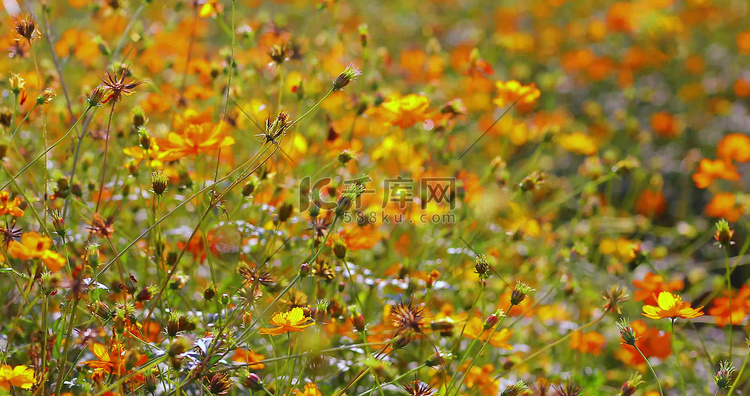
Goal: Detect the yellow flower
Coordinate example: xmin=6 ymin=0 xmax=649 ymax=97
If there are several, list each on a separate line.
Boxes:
xmin=293 ymin=383 xmax=322 ymax=396
xmin=462 ymin=317 xmax=513 ymax=350
xmin=157 ymin=121 xmax=235 ymax=161
xmin=558 ymin=132 xmax=598 ymax=155
xmin=642 ymin=291 xmax=704 ymax=320
xmin=259 ymin=307 xmax=314 ymax=336
xmin=493 ymin=80 xmax=540 ymax=108
xmin=0 ymin=364 xmax=35 ymax=390
xmin=379 ymin=94 xmax=431 ymax=129
xmin=8 ymin=232 xmax=66 ymax=272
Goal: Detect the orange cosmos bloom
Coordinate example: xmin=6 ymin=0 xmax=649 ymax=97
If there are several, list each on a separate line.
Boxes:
xmin=632 ymin=272 xmax=683 ymax=306
xmin=650 ymin=112 xmax=680 ymax=138
xmin=642 ymin=291 xmax=704 ymax=320
xmin=708 ymin=285 xmax=750 ymax=327
xmin=0 ymin=191 xmax=24 ymax=217
xmin=616 ymin=320 xmax=671 ymax=366
xmin=462 ymin=316 xmax=513 ymax=350
xmin=692 ymin=159 xmax=741 ymax=189
xmin=717 ymin=133 xmax=750 ymax=163
xmin=293 ymin=383 xmax=322 ymax=396
xmin=379 ymin=94 xmax=432 ymax=129
xmin=569 ymin=330 xmax=606 ymax=356
xmin=8 ymin=232 xmax=66 ymax=272
xmin=259 ymin=307 xmax=314 ymax=336
xmin=635 ymin=189 xmax=667 ymax=218
xmin=157 ymin=121 xmax=235 ymax=161
xmin=493 ymin=80 xmax=540 ymax=108
xmin=705 ymin=192 xmax=743 ymax=222
xmin=0 ymin=365 xmax=35 ymax=390
xmin=232 ymin=348 xmax=266 ymax=370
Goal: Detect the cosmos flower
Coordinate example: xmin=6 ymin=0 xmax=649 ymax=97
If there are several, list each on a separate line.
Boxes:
xmin=7 ymin=232 xmax=66 ymax=272
xmin=642 ymin=291 xmax=704 ymax=320
xmin=0 ymin=365 xmax=34 ymax=390
xmin=259 ymin=307 xmax=314 ymax=336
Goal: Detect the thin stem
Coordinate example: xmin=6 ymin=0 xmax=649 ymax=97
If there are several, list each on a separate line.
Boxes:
xmin=95 ymin=102 xmax=117 ymax=213
xmin=725 ymin=247 xmax=733 ymax=359
xmin=728 ymin=347 xmax=750 ymax=396
xmin=672 ymin=319 xmax=686 ymax=396
xmin=9 ymin=103 xmax=38 ymax=141
xmin=634 ymin=345 xmax=665 ymax=396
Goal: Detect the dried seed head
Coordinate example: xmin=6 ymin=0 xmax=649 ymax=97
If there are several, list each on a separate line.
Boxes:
xmin=602 ymin=285 xmax=630 ymax=314
xmin=14 ymin=13 xmax=39 ymax=42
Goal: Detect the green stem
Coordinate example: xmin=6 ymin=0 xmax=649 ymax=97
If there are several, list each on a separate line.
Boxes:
xmin=672 ymin=319 xmax=686 ymax=396
xmin=728 ymin=347 xmax=750 ymax=396
xmin=9 ymin=103 xmax=38 ymax=141
xmin=634 ymin=345 xmax=664 ymax=396
xmin=725 ymin=247 xmax=733 ymax=359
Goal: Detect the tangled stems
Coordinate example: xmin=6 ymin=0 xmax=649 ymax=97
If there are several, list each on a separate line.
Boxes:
xmin=1 ymin=106 xmax=91 ymax=190
xmin=449 ymin=304 xmax=513 ymax=395
xmin=94 ymin=101 xmax=117 ymax=213
xmin=634 ymin=345 xmax=664 ymax=396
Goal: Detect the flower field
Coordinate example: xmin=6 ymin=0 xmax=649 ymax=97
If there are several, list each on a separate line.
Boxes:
xmin=1 ymin=0 xmax=750 ymax=395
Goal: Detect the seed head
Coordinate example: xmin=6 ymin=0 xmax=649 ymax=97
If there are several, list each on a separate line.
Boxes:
xmin=474 ymin=254 xmax=491 ymax=280
xmin=14 ymin=13 xmax=39 ymax=42
xmin=602 ymin=285 xmax=630 ymax=314
xmin=151 ymin=170 xmax=168 ymax=195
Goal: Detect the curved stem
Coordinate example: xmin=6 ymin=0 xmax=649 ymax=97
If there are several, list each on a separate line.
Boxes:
xmin=635 ymin=345 xmax=664 ymax=396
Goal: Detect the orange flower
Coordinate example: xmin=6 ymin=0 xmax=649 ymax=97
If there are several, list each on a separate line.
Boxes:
xmin=232 ymin=348 xmax=266 ymax=370
xmin=734 ymin=79 xmax=750 ymax=97
xmin=493 ymin=80 xmax=540 ymax=108
xmin=259 ymin=307 xmax=314 ymax=336
xmin=0 ymin=365 xmax=35 ymax=390
xmin=737 ymin=30 xmax=750 ymax=54
xmin=692 ymin=159 xmax=741 ymax=189
xmin=569 ymin=330 xmax=606 ymax=356
xmin=8 ymin=232 xmax=66 ymax=272
xmin=642 ymin=291 xmax=704 ymax=320
xmin=650 ymin=112 xmax=680 ymax=138
xmin=0 ymin=191 xmax=24 ymax=217
xmin=378 ymin=94 xmax=432 ymax=129
xmin=157 ymin=120 xmax=235 ymax=161
xmin=705 ymin=193 xmax=743 ymax=222
xmin=461 ymin=363 xmax=499 ymax=396
xmin=293 ymin=383 xmax=322 ymax=396
xmin=462 ymin=316 xmax=513 ymax=350
xmin=635 ymin=189 xmax=667 ymax=217
xmin=632 ymin=272 xmax=683 ymax=306
xmin=708 ymin=285 xmax=750 ymax=327
xmin=717 ymin=133 xmax=750 ymax=163
xmin=616 ymin=320 xmax=671 ymax=366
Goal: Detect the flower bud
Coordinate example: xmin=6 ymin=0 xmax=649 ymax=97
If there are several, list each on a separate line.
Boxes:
xmin=510 ymin=281 xmax=535 ymax=306
xmin=332 ymin=239 xmax=347 ymax=259
xmin=36 ymin=88 xmax=55 ymax=105
xmin=244 ymin=373 xmax=263 ymax=391
xmin=715 ymin=219 xmax=734 ymax=247
xmin=87 ymin=85 xmax=108 ymax=107
xmin=203 ymin=284 xmax=217 ymax=301
xmin=9 ymin=73 xmax=24 ymax=95
xmin=138 ymin=127 xmax=151 ymax=150
xmin=332 ymin=62 xmax=361 ymax=91
xmin=151 ymin=170 xmax=168 ymax=195
xmin=616 ymin=318 xmax=637 ymax=346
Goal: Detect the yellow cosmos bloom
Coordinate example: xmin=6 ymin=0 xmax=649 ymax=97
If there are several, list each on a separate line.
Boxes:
xmin=259 ymin=307 xmax=314 ymax=336
xmin=0 ymin=364 xmax=35 ymax=390
xmin=493 ymin=80 xmax=541 ymax=108
xmin=642 ymin=291 xmax=704 ymax=320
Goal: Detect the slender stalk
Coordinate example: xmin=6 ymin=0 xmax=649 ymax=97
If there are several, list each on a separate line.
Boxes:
xmin=672 ymin=319 xmax=686 ymax=396
xmin=728 ymin=348 xmax=750 ymax=396
xmin=9 ymin=103 xmax=38 ymax=141
xmin=95 ymin=102 xmax=117 ymax=213
xmin=725 ymin=247 xmax=733 ymax=359
xmin=635 ymin=346 xmax=665 ymax=396
xmin=54 ymin=300 xmax=79 ymax=396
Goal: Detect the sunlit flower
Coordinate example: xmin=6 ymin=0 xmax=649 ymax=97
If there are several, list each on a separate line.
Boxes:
xmin=8 ymin=231 xmax=66 ymax=272
xmin=0 ymin=364 xmax=35 ymax=390
xmin=493 ymin=80 xmax=540 ymax=108
xmin=198 ymin=0 xmax=223 ymax=18
xmin=717 ymin=133 xmax=750 ymax=163
xmin=705 ymin=193 xmax=743 ymax=222
xmin=558 ymin=132 xmax=598 ymax=155
xmin=157 ymin=121 xmax=235 ymax=160
xmin=462 ymin=316 xmax=513 ymax=350
xmin=293 ymin=383 xmax=322 ymax=396
xmin=0 ymin=192 xmax=24 ymax=217
xmin=232 ymin=348 xmax=266 ymax=370
xmin=259 ymin=307 xmax=314 ymax=336
xmin=709 ymin=285 xmax=750 ymax=327
xmin=569 ymin=331 xmax=606 ymax=355
xmin=81 ymin=342 xmax=148 ymax=379
xmin=692 ymin=159 xmax=741 ymax=189
xmin=632 ymin=272 xmax=684 ymax=306
xmin=378 ymin=94 xmax=432 ymax=129
xmin=642 ymin=291 xmax=704 ymax=320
